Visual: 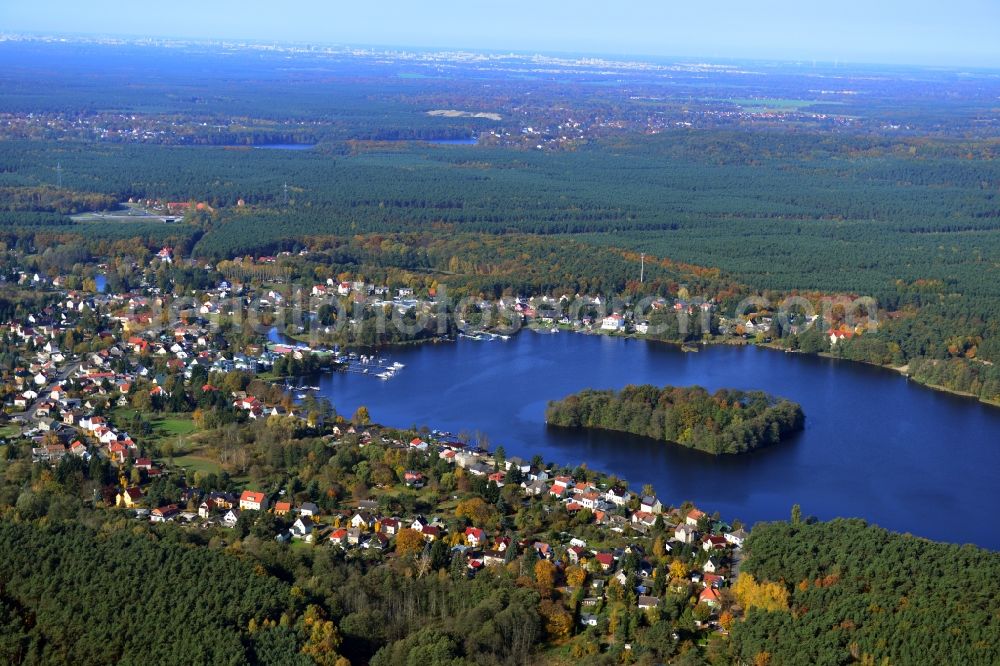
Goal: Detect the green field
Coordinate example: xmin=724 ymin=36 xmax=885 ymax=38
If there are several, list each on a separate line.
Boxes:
xmin=171 ymin=454 xmax=224 ymax=477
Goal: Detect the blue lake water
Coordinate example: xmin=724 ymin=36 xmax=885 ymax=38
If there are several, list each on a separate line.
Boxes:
xmin=253 ymin=144 xmax=316 ymax=150
xmin=426 ymin=137 xmax=478 ymax=145
xmin=301 ymin=332 xmax=1000 ymax=549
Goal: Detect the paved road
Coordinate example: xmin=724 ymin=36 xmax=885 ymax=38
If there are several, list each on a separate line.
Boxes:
xmin=12 ymin=360 xmax=82 ymax=423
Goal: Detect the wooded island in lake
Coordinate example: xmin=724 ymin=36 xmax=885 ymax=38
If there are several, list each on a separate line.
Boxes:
xmin=546 ymin=385 xmax=805 ymax=455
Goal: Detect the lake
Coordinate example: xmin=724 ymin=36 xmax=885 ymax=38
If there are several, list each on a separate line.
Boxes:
xmin=253 ymin=144 xmax=316 ymax=151
xmin=301 ymin=331 xmax=1000 ymax=548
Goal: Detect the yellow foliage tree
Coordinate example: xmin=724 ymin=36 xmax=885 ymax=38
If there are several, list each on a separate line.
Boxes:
xmin=395 ymin=528 xmax=425 ymax=557
xmin=733 ymin=574 xmax=790 ymax=613
xmin=535 ymin=559 xmax=557 ymax=596
xmin=565 ymin=564 xmax=587 ymax=588
xmin=300 ymin=605 xmax=348 ymax=666
xmin=668 ymin=558 xmax=689 ymax=581
xmin=539 ymin=599 xmax=573 ymax=642
xmin=455 ymin=497 xmax=496 ymax=526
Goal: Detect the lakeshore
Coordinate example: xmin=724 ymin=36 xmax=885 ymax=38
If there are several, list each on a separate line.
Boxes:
xmin=303 ymin=331 xmax=1000 ymax=549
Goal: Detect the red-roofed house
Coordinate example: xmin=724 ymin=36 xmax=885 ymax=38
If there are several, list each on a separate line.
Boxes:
xmin=118 ymin=486 xmax=143 ymax=508
xmin=595 ymin=552 xmax=615 ymax=571
xmin=464 ymin=527 xmax=486 ymax=547
xmin=686 ymin=509 xmax=707 ymax=526
xmin=240 ymin=490 xmax=268 ymax=511
xmin=699 ymin=586 xmax=722 ymax=607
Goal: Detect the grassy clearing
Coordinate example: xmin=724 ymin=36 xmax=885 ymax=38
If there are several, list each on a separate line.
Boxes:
xmin=171 ymin=454 xmax=223 ymax=477
xmin=153 ymin=416 xmax=196 ymax=437
xmin=0 ymin=424 xmax=23 ymax=439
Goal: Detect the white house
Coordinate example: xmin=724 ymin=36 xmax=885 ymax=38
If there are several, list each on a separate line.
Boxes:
xmin=640 ymin=495 xmax=663 ymax=515
xmin=291 ymin=517 xmax=314 ymax=541
xmin=605 ymin=487 xmax=632 ymax=506
xmin=239 ymin=490 xmax=268 ymax=512
xmin=601 ymin=314 xmax=624 ymax=331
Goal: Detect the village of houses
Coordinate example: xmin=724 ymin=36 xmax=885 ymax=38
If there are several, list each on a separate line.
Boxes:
xmin=0 ymin=250 xmax=760 ymax=635
xmin=113 ymin=429 xmax=748 ymax=629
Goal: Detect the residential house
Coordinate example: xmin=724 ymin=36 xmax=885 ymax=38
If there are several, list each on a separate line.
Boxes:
xmin=151 ymin=504 xmax=180 ymax=522
xmin=291 ymin=517 xmax=315 ymax=541
xmin=638 ymin=596 xmax=660 ymax=610
xmin=601 ymin=314 xmax=624 ymax=331
xmin=699 ymin=586 xmax=722 ymax=608
xmin=724 ymin=528 xmax=748 ymax=548
xmin=464 ymin=527 xmax=486 ymax=548
xmin=239 ymin=490 xmax=268 ymax=512
xmin=351 ymin=511 xmax=376 ymax=530
xmin=379 ymin=517 xmax=400 ymax=536
xmin=198 ymin=499 xmax=219 ymax=519
xmin=674 ymin=524 xmax=696 ymax=544
xmin=641 ymin=495 xmax=663 ymax=514
xmin=117 ymin=486 xmax=143 ymax=508
xmin=605 ymin=487 xmax=632 ymax=507
xmin=595 ymin=552 xmax=615 ymax=571
xmin=686 ymin=508 xmax=706 ymax=526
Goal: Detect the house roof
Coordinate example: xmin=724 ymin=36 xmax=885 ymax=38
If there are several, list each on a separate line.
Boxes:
xmin=240 ymin=490 xmax=266 ymax=504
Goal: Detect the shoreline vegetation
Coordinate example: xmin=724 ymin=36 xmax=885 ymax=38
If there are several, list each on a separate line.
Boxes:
xmin=545 ymin=384 xmax=805 ymax=455
xmin=548 ymin=325 xmax=1000 ymax=408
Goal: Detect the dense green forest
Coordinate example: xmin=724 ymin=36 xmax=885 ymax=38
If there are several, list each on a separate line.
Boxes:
xmin=0 ymin=521 xmax=305 ymax=666
xmin=546 ymin=385 xmax=805 ymax=454
xmin=731 ymin=519 xmax=1000 ymax=665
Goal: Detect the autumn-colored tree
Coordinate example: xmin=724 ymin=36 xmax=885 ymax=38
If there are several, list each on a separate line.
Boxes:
xmin=719 ymin=610 xmax=734 ymax=631
xmin=668 ymin=558 xmax=689 ymax=581
xmin=352 ymin=405 xmax=371 ymax=426
xmin=733 ymin=574 xmax=790 ymax=613
xmin=300 ymin=604 xmax=349 ymax=666
xmin=753 ymin=651 xmax=772 ymax=666
xmin=565 ymin=564 xmax=587 ymax=588
xmin=395 ymin=528 xmax=425 ymax=557
xmin=539 ymin=599 xmax=573 ymax=641
xmin=534 ymin=559 xmax=557 ymax=596
xmin=652 ymin=536 xmax=667 ymax=560
xmin=455 ymin=496 xmax=496 ymax=526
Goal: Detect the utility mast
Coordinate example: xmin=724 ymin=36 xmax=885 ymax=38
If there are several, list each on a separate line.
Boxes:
xmin=282 ymin=182 xmax=289 ymax=206
xmin=56 ymin=162 xmax=63 ymax=188
xmin=640 ymin=253 xmax=645 ymax=283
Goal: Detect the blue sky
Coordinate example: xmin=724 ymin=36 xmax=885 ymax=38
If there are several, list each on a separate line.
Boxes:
xmin=2 ymin=0 xmax=998 ymax=67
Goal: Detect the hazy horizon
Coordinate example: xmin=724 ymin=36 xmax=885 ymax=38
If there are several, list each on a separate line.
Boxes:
xmin=2 ymin=0 xmax=998 ymax=69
